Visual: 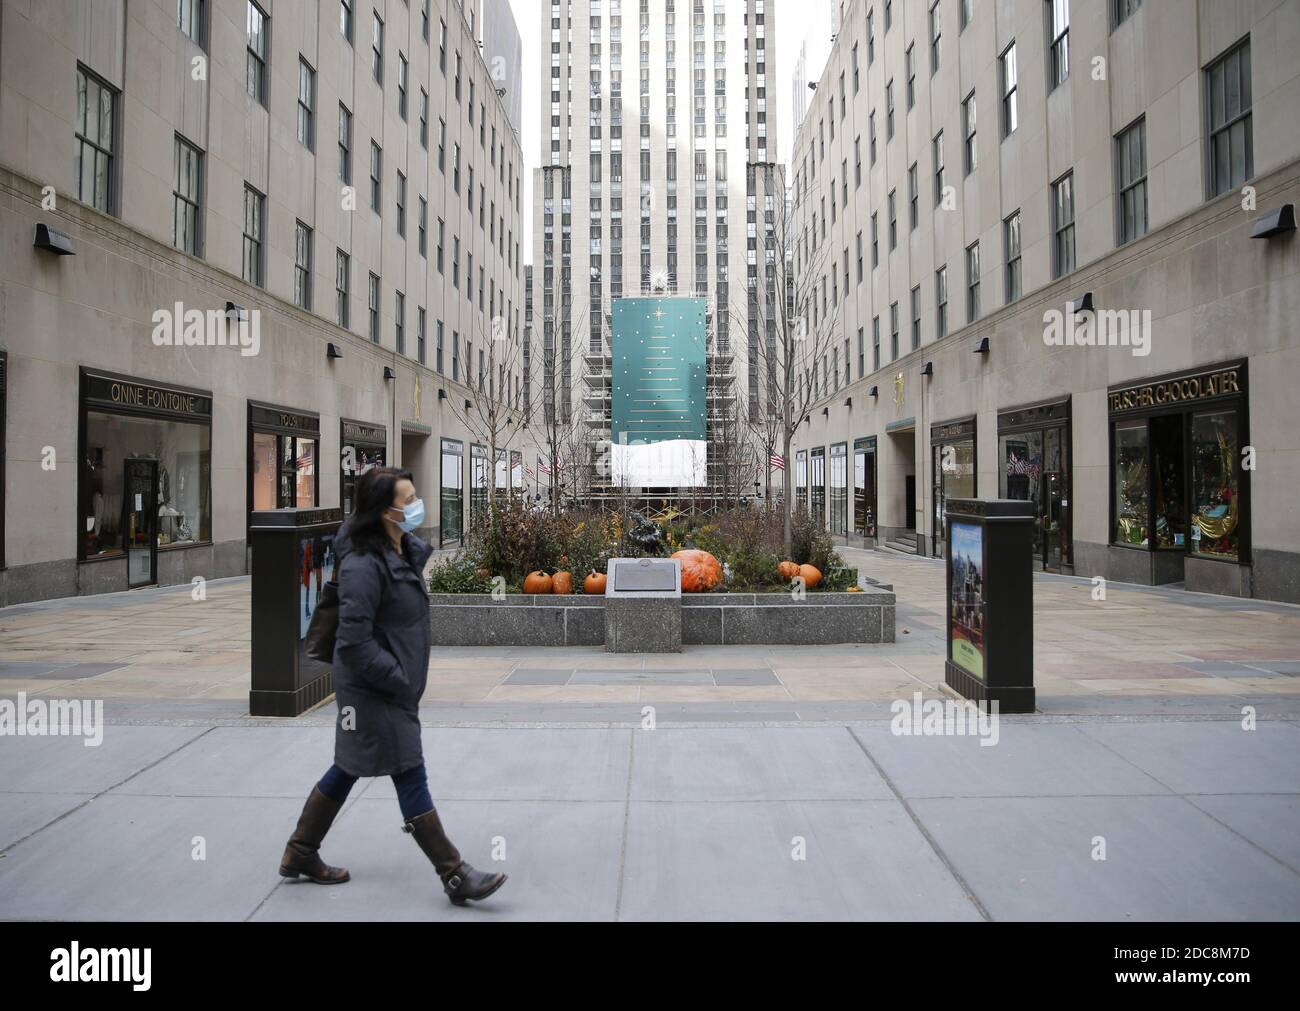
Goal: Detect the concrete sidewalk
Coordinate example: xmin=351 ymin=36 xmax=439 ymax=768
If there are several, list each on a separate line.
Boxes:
xmin=1 ymin=718 xmax=1298 ymax=921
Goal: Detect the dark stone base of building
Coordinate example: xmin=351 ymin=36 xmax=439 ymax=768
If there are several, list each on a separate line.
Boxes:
xmin=0 ymin=539 xmax=247 ymax=607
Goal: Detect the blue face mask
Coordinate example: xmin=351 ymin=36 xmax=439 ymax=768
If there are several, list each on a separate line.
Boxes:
xmin=390 ymin=498 xmax=425 ymax=533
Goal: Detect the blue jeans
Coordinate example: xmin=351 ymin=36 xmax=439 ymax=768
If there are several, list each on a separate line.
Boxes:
xmin=317 ymin=763 xmax=434 ymax=822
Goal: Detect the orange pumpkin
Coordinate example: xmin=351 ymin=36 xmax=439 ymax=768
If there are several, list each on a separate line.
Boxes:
xmin=584 ymin=571 xmax=608 ymax=595
xmin=672 ymin=549 xmax=724 ymax=593
xmin=523 ymin=571 xmax=553 ymax=595
xmin=798 ymin=564 xmax=823 ymax=589
xmin=552 ymin=571 xmax=574 ymax=595
xmin=777 ymin=560 xmax=800 ymax=581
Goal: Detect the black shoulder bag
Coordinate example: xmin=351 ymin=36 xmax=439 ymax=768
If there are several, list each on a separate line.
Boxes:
xmin=305 ymin=580 xmax=340 ymax=662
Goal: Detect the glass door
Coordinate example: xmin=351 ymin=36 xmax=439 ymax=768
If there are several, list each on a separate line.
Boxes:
xmin=1043 ymin=426 xmax=1071 ymax=570
xmin=123 ymin=458 xmax=158 ymax=588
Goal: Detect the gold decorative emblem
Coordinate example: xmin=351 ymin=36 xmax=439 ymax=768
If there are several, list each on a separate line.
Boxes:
xmin=894 ymin=372 xmax=905 ymax=407
xmin=413 ymin=374 xmax=422 ymax=422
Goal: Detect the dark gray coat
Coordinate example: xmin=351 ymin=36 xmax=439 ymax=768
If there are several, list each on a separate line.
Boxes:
xmin=331 ymin=524 xmax=434 ymax=777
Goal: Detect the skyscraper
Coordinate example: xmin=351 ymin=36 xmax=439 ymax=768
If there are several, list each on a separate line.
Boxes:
xmin=531 ymin=0 xmax=780 ymax=503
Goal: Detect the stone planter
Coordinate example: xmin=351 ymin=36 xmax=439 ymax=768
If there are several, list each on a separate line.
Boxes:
xmin=427 ymin=588 xmax=896 ymax=647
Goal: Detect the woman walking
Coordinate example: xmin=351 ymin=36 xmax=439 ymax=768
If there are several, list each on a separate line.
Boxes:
xmin=279 ymin=467 xmax=506 ymax=906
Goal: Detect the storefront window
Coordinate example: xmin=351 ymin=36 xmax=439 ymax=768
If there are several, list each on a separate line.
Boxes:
xmin=1190 ymin=410 xmax=1239 ymax=560
xmin=82 ymin=411 xmax=211 ymax=557
xmin=1113 ymin=421 xmax=1149 ymax=546
xmin=248 ymin=404 xmax=319 ymax=516
xmin=810 ymin=448 xmax=826 ymax=525
xmin=829 ymin=443 xmax=848 ymax=536
xmin=795 ymin=450 xmax=808 ymax=512
xmin=932 ymin=419 xmax=976 ymax=558
xmin=341 ymin=421 xmax=387 ymax=515
xmin=1152 ymin=415 xmax=1186 ymax=550
xmin=440 ymin=439 xmax=463 ymax=545
xmin=854 ymin=440 xmax=877 ymax=538
xmin=470 ymin=444 xmax=489 ymax=521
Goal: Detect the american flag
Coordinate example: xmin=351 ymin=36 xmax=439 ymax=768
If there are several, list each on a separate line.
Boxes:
xmin=537 ymin=456 xmax=552 ymax=476
xmin=770 ymin=453 xmax=786 ymax=472
xmin=1007 ymin=451 xmax=1041 ymax=477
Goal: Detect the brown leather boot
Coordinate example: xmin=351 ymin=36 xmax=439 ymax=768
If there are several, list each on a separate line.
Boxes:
xmin=402 ymin=808 xmax=507 ymax=905
xmin=279 ymin=786 xmax=351 ymax=884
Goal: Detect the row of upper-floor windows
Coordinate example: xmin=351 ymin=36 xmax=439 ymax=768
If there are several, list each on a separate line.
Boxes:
xmin=792 ymin=32 xmax=1254 ymax=313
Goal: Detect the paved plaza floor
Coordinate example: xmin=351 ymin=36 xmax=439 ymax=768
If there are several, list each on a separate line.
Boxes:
xmin=1 ymin=548 xmax=1298 ymax=920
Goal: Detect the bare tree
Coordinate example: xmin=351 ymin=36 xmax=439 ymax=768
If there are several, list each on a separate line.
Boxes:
xmin=734 ymin=164 xmax=839 ymax=556
xmin=446 ymin=313 xmax=528 ymax=515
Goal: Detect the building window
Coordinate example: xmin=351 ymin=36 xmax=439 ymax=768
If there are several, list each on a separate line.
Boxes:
xmin=1205 ymin=40 xmax=1253 ymax=198
xmin=1116 ymin=118 xmax=1148 ymax=244
xmin=1052 ymin=171 xmax=1076 ymax=278
xmin=245 ymin=2 xmax=268 ymax=105
xmin=962 ymin=92 xmax=977 ymax=174
xmin=1001 ymin=43 xmax=1019 ymax=137
xmin=936 ymin=266 xmax=948 ymax=339
xmin=74 ymin=66 xmax=117 ymax=214
xmin=908 ymin=163 xmax=918 ymax=230
xmin=872 ymin=317 xmax=881 ymax=371
xmin=1004 ymin=210 xmax=1022 ymax=303
xmin=297 ymin=58 xmax=315 ymax=150
xmin=960 ymin=0 xmax=973 ymax=29
xmin=368 ymin=272 xmax=380 ymax=343
xmin=1048 ymin=0 xmax=1070 ymax=90
xmin=911 ymin=285 xmax=921 ymax=349
xmin=890 ymin=302 xmax=900 ymax=360
xmin=396 ymin=170 xmax=406 ymax=236
xmin=888 ymin=190 xmax=897 ymax=250
xmin=417 ymin=307 xmax=426 ymax=364
xmin=372 ymin=11 xmax=384 ymax=85
xmin=294 ymin=221 xmax=312 ymax=310
xmin=871 ymin=212 xmax=879 ymax=267
xmin=1113 ymin=0 xmax=1142 ymax=28
xmin=395 ymin=290 xmax=405 ymax=355
xmin=437 ymin=218 xmax=445 ymax=273
xmin=857 ymin=326 xmax=866 ymax=377
xmin=966 ymin=242 xmax=980 ymax=322
xmin=933 ymin=131 xmax=945 ymax=206
xmin=172 ymin=135 xmax=202 ymax=254
xmin=338 ymin=103 xmax=352 ymax=183
xmin=242 ymin=185 xmax=264 ymax=287
xmin=335 ymin=250 xmax=349 ymax=327
xmin=436 ymin=320 xmax=445 ymax=373
xmin=929 ymin=1 xmax=941 ymax=74
xmin=419 ymin=89 xmax=429 ymax=148
xmin=340 ymin=1 xmax=353 ymax=43
xmin=418 ymin=196 xmax=427 ymax=256
xmin=398 ymin=52 xmax=408 ymax=118
xmin=178 ymin=0 xmax=206 ymax=45
xmin=438 ymin=118 xmax=447 ymax=172
xmin=370 ymin=141 xmax=382 ymax=212
xmin=906 ymin=44 xmax=916 ymax=109
xmin=886 ymin=80 xmax=895 ymax=138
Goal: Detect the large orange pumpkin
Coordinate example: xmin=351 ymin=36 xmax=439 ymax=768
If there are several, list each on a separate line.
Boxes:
xmin=523 ymin=571 xmax=553 ymax=595
xmin=583 ymin=571 xmax=608 ymax=595
xmin=672 ymin=549 xmax=724 ymax=593
xmin=798 ymin=564 xmax=823 ymax=589
xmin=777 ymin=560 xmax=800 ymax=581
xmin=552 ymin=571 xmax=574 ymax=595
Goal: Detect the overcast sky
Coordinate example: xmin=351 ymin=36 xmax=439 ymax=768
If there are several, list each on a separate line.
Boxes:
xmin=508 ymin=0 xmax=830 ymax=255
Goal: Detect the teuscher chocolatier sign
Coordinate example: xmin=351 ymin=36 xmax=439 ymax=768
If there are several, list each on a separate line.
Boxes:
xmin=1109 ymin=362 xmax=1245 ymax=415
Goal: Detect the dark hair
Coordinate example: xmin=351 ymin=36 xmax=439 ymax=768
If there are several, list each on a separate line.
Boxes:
xmin=347 ymin=467 xmax=415 ymax=555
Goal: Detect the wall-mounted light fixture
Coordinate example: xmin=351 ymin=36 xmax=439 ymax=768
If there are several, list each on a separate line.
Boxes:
xmin=844 ymin=397 xmax=853 ymax=409
xmin=225 ymin=301 xmax=249 ymax=322
xmin=437 ymin=388 xmax=447 ymax=401
xmin=920 ymin=362 xmax=934 ymax=378
xmin=973 ymin=337 xmax=991 ymax=356
xmin=868 ymin=386 xmax=879 ymax=399
xmin=33 ymin=223 xmax=75 ymax=255
xmin=1068 ymin=292 xmax=1093 ymax=315
xmin=382 ymin=367 xmax=397 ymax=382
xmin=822 ymin=406 xmax=830 ymax=417
xmin=1250 ymin=203 xmax=1296 ymax=239
xmin=464 ymin=399 xmax=472 ymax=410
xmin=326 ymin=343 xmax=343 ymax=360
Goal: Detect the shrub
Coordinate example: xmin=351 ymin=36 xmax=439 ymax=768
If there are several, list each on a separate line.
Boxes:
xmin=427 ymin=552 xmax=492 ymax=594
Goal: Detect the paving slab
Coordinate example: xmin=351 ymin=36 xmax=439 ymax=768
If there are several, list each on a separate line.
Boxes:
xmin=617 ymin=800 xmax=983 ymax=921
xmin=1076 ymin=720 xmax=1300 ymax=794
xmin=907 ymin=795 xmax=1300 ymax=921
xmin=849 ymin=722 xmax=1173 ymax=798
xmin=629 ymin=727 xmax=892 ymax=802
xmin=0 ymin=792 xmax=95 ymax=851
xmin=1183 ymin=794 xmax=1300 ymax=874
xmin=0 ymin=725 xmax=211 ymax=795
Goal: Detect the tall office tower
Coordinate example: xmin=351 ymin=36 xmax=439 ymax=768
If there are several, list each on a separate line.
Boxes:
xmin=531 ymin=0 xmax=779 ymax=505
